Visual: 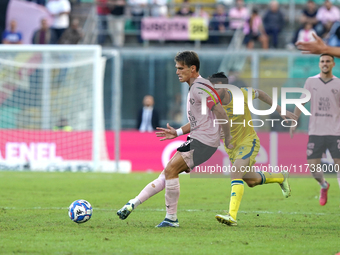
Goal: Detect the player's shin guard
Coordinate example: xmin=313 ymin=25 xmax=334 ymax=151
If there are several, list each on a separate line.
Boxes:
xmin=136 ymin=173 xmax=165 ymax=203
xmin=228 ymin=179 xmax=244 ymax=220
xmin=165 ymin=178 xmax=180 ymax=220
xmin=258 ymin=171 xmax=284 ymax=184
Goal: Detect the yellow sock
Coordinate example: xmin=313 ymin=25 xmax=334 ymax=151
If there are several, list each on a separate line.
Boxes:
xmin=228 ymin=179 xmax=244 ymax=220
xmin=258 ymin=171 xmax=284 ymax=184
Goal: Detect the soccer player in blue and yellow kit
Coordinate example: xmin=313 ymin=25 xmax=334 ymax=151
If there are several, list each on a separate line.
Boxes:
xmin=208 ymin=72 xmax=298 ymax=226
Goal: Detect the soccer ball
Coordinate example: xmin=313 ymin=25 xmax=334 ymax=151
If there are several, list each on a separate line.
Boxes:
xmin=68 ymin=199 xmax=93 ymax=223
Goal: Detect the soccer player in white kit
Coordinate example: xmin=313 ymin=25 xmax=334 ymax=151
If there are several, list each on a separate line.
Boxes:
xmin=290 ymin=54 xmax=340 ymax=206
xmin=117 ymin=51 xmax=233 ymax=227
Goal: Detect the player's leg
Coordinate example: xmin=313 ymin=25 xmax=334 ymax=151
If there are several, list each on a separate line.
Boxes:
xmin=236 ymin=140 xmax=262 ymax=188
xmin=156 ymin=151 xmax=189 ymax=227
xmin=308 ymin=158 xmax=330 ymax=205
xmin=243 ymin=170 xmax=290 ymax=197
xmin=327 ymin=136 xmax=340 ymax=189
xmin=242 ymin=171 xmax=261 ymax=187
xmin=216 ymin=158 xmax=248 ymax=226
xmin=235 ymin=137 xmax=288 ymax=194
xmin=117 ymin=150 xmax=188 ymax=222
xmin=117 ymin=171 xmax=166 ymax=220
xmin=231 ymin=136 xmax=290 ymax=197
xmin=216 ymin=139 xmax=258 ymax=226
xmin=157 ymin=138 xmax=218 ymax=227
xmin=307 ymin=136 xmax=329 ymax=205
xmin=308 ymin=158 xmax=326 ymax=185
xmin=228 ymin=159 xmax=248 ymax=220
xmin=335 ymin=159 xmax=340 ymax=189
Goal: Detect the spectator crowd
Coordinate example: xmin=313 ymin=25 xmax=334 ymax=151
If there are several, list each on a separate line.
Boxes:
xmin=2 ymin=0 xmax=83 ymax=45
xmin=2 ymin=0 xmax=340 ymax=49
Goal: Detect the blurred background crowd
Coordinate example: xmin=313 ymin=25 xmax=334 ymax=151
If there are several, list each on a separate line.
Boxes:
xmin=1 ymin=0 xmax=340 ymax=132
xmin=2 ymin=0 xmax=340 ymax=49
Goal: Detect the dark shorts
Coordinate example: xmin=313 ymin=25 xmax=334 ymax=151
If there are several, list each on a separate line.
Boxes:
xmin=307 ymin=135 xmax=340 ymax=159
xmin=177 ymin=136 xmax=218 ymax=170
xmin=244 ymin=33 xmax=260 ymax=44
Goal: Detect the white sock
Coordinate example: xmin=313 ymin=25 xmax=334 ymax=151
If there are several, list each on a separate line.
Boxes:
xmin=165 ymin=213 xmax=177 ymax=221
xmin=129 ymin=198 xmax=141 ymax=209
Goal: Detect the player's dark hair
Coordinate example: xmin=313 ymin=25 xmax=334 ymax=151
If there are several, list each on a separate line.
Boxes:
xmin=175 ymin=51 xmax=200 ymax=72
xmin=320 ymin=53 xmax=334 ymax=60
xmin=208 ymin=72 xmax=229 ymax=84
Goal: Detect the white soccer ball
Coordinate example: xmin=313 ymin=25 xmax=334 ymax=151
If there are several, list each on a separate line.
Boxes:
xmin=68 ymin=199 xmax=93 ymax=223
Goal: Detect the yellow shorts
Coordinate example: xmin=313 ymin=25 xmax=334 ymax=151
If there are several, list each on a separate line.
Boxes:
xmin=224 ymin=135 xmax=260 ymax=167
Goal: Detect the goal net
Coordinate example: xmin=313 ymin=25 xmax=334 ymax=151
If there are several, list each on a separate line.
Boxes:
xmin=0 ymin=45 xmax=112 ymax=172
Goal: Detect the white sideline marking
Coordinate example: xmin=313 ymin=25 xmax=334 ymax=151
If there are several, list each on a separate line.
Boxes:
xmin=0 ymin=207 xmax=334 ymax=216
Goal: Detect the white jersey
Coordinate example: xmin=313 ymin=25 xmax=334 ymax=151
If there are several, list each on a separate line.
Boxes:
xmin=187 ymin=76 xmax=221 ymax=147
xmin=302 ymin=74 xmax=340 ymax=136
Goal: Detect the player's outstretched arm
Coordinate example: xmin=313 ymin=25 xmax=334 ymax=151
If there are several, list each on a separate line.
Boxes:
xmin=289 ymin=106 xmax=302 ymax=139
xmin=155 ymin=122 xmax=190 ymax=141
xmin=296 ymin=33 xmax=340 ymax=57
xmin=257 ymin=89 xmax=298 ymax=122
xmin=212 ymin=103 xmax=233 ymax=149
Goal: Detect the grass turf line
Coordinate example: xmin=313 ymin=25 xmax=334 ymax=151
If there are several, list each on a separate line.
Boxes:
xmin=0 ymin=172 xmax=339 ymax=255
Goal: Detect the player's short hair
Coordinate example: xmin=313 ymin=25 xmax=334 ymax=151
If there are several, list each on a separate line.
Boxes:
xmin=175 ymin=51 xmax=200 ymax=72
xmin=320 ymin=53 xmax=334 ymax=60
xmin=208 ymin=72 xmax=229 ymax=84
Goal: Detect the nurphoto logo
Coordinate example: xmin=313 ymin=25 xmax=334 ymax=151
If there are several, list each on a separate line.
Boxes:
xmin=200 ymin=84 xmax=311 ymax=128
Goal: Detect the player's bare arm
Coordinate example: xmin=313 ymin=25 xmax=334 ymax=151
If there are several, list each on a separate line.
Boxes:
xmin=296 ymin=33 xmax=340 ymax=58
xmin=257 ymin=89 xmax=298 ymax=122
xmin=214 ymin=83 xmax=231 ymax=106
xmin=212 ymin=103 xmax=233 ymax=149
xmin=156 ymin=123 xmax=190 ymax=141
xmin=221 ymin=89 xmax=231 ymax=105
xmin=214 ymin=87 xmax=231 ymax=141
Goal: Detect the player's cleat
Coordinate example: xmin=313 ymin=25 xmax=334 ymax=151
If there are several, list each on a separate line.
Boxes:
xmin=215 ymin=214 xmax=237 ymax=226
xmin=319 ymin=182 xmax=330 ymax=206
xmin=155 ymin=218 xmax=179 ymax=228
xmin=117 ymin=202 xmax=134 ymax=220
xmin=279 ymin=171 xmax=291 ymax=198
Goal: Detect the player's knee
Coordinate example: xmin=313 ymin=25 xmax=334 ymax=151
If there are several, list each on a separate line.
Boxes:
xmin=155 ymin=175 xmax=166 ymax=190
xmin=244 ymin=179 xmax=256 ymax=188
xmin=164 ymin=161 xmax=177 ymax=178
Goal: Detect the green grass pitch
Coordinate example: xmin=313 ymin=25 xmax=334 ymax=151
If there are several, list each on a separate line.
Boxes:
xmin=0 ymin=171 xmax=339 ymax=255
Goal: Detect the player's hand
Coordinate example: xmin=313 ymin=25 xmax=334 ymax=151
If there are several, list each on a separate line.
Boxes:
xmin=296 ymin=33 xmax=327 ymax=54
xmin=155 ymin=123 xmax=177 ymax=141
xmin=224 ymin=135 xmax=233 ymax=149
xmin=290 ymin=125 xmax=296 ymax=139
xmin=281 ymin=110 xmax=298 ymax=123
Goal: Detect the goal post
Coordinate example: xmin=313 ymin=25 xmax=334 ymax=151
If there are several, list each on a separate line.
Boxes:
xmin=0 ymin=45 xmax=127 ymax=172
